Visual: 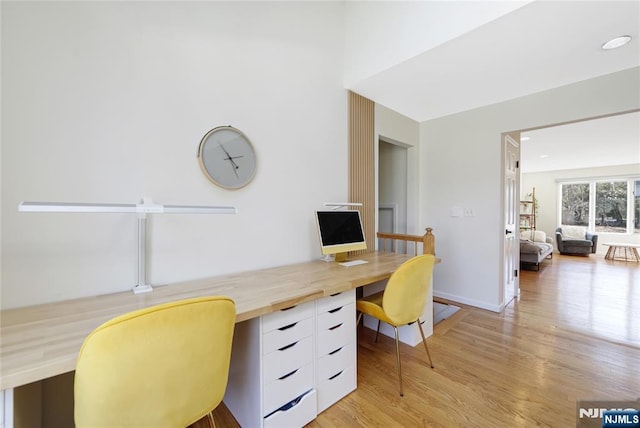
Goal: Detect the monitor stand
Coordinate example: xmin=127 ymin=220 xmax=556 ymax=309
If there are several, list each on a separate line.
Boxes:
xmin=320 ymin=253 xmax=348 ymax=263
xmin=334 ymin=252 xmax=348 ymax=262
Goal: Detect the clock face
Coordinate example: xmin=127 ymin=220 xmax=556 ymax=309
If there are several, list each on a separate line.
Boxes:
xmin=198 ymin=126 xmax=257 ymax=189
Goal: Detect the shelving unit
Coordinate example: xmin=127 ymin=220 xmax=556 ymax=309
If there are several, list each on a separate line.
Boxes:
xmin=520 ymin=187 xmax=536 ymax=233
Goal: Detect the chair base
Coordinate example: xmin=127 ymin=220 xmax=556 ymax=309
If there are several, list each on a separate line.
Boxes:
xmin=357 ymin=313 xmax=434 ymax=397
xmin=187 ymin=412 xmax=216 ymax=428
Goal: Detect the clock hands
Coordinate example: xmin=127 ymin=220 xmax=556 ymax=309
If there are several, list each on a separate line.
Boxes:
xmin=219 ymin=143 xmax=245 ymax=179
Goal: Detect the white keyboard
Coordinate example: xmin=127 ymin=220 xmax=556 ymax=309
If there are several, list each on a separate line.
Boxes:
xmin=339 ymin=259 xmax=369 ymax=267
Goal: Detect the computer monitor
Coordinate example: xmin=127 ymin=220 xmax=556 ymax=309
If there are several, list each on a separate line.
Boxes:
xmin=315 ymin=210 xmax=367 ymax=262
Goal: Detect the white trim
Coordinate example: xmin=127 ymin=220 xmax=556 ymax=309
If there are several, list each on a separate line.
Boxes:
xmin=378 ymin=203 xmax=398 ymax=231
xmin=1 ymin=388 xmax=13 ymax=428
xmin=433 ymin=290 xmax=502 ymax=313
xmin=555 ymin=174 xmax=640 ymax=183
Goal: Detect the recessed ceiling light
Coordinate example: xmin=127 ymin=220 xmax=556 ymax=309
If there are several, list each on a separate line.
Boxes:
xmin=602 ymin=35 xmax=632 ymax=50
xmin=539 ymin=154 xmax=549 ymax=159
xmin=521 ymin=136 xmax=530 ymax=141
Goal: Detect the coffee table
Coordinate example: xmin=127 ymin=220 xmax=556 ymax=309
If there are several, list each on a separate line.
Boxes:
xmin=603 ymin=243 xmax=640 ymax=262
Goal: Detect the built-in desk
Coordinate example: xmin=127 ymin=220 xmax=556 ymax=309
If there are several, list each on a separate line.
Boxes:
xmin=0 ymin=251 xmax=433 ymax=427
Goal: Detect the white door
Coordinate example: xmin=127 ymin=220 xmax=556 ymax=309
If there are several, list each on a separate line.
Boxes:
xmin=503 ymin=134 xmax=520 ymax=306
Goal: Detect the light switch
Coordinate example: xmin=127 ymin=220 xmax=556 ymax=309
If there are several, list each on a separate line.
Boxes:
xmin=451 ymin=206 xmax=463 ymax=217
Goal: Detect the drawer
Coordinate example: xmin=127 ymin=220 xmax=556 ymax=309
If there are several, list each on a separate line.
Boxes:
xmin=264 ymin=389 xmax=317 ymax=428
xmin=317 ymin=303 xmax=352 ymax=331
xmin=263 ymin=363 xmax=313 ymax=417
xmin=263 ymin=336 xmax=313 ymax=384
xmin=316 ymin=290 xmax=355 ymax=313
xmin=317 ymin=364 xmax=356 ymax=414
xmin=263 ymin=316 xmax=313 ymax=355
xmin=317 ymin=304 xmax=355 ymax=357
xmin=317 ymin=342 xmax=355 ymax=383
xmin=262 ymin=301 xmax=314 ymax=333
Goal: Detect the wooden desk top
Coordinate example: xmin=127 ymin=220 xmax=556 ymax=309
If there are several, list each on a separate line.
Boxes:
xmin=1 ymin=251 xmax=417 ymax=390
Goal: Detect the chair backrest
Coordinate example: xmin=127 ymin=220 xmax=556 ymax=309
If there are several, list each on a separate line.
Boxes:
xmin=75 ymin=296 xmax=236 ymax=428
xmin=382 ymin=254 xmax=435 ymax=326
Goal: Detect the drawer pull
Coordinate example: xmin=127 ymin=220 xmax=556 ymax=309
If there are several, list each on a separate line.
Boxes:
xmin=328 ymin=347 xmax=343 ymax=355
xmin=278 ymin=369 xmax=298 ymax=380
xmin=280 ymin=306 xmax=296 ymax=312
xmin=278 ymin=341 xmax=298 ymax=351
xmin=330 ymin=292 xmax=342 ymax=297
xmin=264 ymin=389 xmax=312 ymax=419
xmin=329 ymin=370 xmax=344 ymax=380
xmin=278 ymin=322 xmax=298 ymax=331
xmin=328 ymin=306 xmax=343 ymax=314
xmin=329 ymin=323 xmax=343 ymax=331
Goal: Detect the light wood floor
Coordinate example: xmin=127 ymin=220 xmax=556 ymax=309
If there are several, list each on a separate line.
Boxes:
xmin=210 ymin=254 xmax=639 ymax=427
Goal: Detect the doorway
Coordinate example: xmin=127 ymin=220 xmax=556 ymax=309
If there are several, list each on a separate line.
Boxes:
xmin=378 ymin=138 xmax=408 ymax=250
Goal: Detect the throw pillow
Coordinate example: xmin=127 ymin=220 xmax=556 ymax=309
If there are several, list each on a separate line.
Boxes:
xmin=563 ymin=226 xmax=586 ymax=239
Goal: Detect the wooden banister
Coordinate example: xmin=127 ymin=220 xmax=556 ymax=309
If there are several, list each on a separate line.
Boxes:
xmin=377 ymin=228 xmax=435 ymax=256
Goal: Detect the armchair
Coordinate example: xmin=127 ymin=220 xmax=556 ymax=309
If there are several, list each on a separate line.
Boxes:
xmin=555 ymin=227 xmax=598 ymax=255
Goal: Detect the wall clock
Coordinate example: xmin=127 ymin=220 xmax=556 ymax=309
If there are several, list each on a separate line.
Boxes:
xmin=197 ymin=126 xmax=257 ymax=189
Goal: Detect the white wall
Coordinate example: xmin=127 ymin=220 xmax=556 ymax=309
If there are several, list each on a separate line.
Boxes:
xmin=421 ymin=67 xmax=640 ymax=311
xmin=374 ymin=104 xmax=420 ymax=238
xmin=1 ymin=2 xmax=346 ymax=309
xmin=522 ymin=164 xmax=640 ymax=254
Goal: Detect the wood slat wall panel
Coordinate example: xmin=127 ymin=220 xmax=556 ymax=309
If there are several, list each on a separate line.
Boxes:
xmin=348 ymin=91 xmax=375 ymax=254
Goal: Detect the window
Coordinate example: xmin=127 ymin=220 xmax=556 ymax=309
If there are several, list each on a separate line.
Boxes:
xmin=595 ymin=181 xmax=627 ymax=233
xmin=560 ymin=178 xmax=639 ymax=234
xmin=561 ymin=183 xmax=589 ymax=226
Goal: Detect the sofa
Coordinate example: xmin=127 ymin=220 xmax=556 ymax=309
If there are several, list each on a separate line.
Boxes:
xmin=555 ymin=227 xmax=598 ymax=255
xmin=520 ymin=230 xmax=554 ymax=271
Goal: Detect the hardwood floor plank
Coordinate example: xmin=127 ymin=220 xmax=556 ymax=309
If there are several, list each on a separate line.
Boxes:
xmin=215 ymin=254 xmax=640 ymax=427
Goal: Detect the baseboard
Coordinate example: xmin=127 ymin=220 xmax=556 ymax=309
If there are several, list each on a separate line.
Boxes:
xmin=433 ymin=290 xmax=502 ymax=313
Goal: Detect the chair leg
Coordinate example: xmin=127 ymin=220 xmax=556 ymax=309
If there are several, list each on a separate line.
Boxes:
xmin=356 ymin=312 xmax=362 ymax=326
xmin=374 ymin=319 xmax=381 ymax=343
xmin=393 ymin=326 xmax=403 ymax=397
xmin=417 ymin=318 xmax=434 ymax=368
xmin=208 ymin=412 xmax=216 ymax=428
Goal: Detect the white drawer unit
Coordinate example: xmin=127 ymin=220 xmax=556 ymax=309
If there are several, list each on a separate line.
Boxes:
xmin=316 ymin=289 xmax=354 ymax=313
xmin=263 ymin=362 xmax=313 ymax=416
xmin=317 ymin=342 xmax=354 ymax=382
xmin=262 ymin=302 xmax=314 ymax=333
xmin=317 ymin=365 xmax=356 ymax=414
xmin=263 ymin=390 xmax=317 ymax=428
xmin=315 ymin=291 xmax=357 ymax=414
xmin=225 ymin=300 xmax=316 ymax=428
xmin=263 ymin=316 xmax=313 ymax=355
xmin=316 ymin=303 xmax=355 ymax=357
xmin=263 ymin=336 xmax=313 ymax=385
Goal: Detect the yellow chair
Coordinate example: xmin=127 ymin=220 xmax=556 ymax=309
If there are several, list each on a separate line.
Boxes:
xmin=74 ymin=296 xmax=236 ymax=428
xmin=356 ymin=254 xmax=435 ymax=396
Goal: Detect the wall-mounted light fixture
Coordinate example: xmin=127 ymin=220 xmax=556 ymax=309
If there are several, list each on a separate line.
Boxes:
xmin=323 ymin=202 xmax=363 ymax=210
xmin=19 ymin=199 xmax=237 ymax=294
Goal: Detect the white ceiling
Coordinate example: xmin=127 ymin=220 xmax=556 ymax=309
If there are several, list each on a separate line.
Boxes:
xmin=346 ymin=0 xmax=640 ymax=173
xmin=349 ymin=1 xmax=639 ymax=122
xmin=520 ymin=111 xmax=640 ymax=173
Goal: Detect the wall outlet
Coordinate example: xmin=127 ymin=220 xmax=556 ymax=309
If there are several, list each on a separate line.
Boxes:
xmin=464 ymin=208 xmax=475 ymax=217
